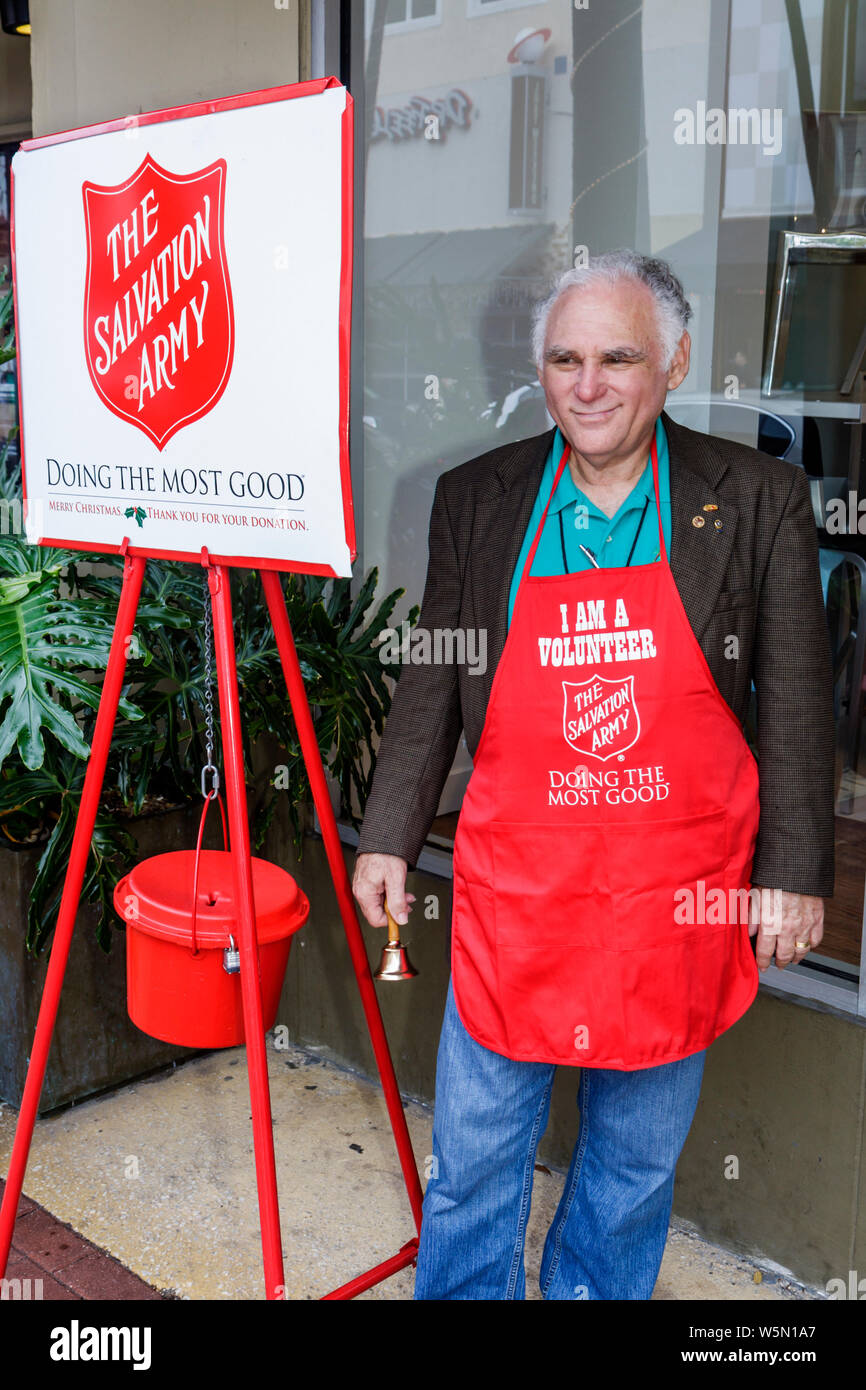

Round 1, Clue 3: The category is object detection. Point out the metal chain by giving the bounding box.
[201,574,220,797]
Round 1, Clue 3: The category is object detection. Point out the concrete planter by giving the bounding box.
[0,804,208,1115]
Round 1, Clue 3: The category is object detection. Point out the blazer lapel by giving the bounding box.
[466,429,553,679]
[663,409,739,640]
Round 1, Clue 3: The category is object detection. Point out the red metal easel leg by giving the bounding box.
[208,565,286,1301]
[321,1238,420,1300]
[0,553,147,1276]
[260,570,425,1248]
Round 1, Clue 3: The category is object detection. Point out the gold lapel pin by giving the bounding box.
[692,515,705,528]
[702,503,719,511]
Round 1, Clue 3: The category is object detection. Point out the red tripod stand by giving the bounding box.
[0,551,424,1299]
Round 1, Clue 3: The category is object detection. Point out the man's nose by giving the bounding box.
[573,363,605,400]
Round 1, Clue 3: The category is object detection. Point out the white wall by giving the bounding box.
[30,0,301,137]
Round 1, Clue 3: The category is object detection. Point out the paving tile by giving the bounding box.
[52,1253,164,1301]
[3,1253,80,1300]
[0,1178,36,1219]
[10,1206,95,1272]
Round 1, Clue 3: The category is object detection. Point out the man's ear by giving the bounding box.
[667,331,691,391]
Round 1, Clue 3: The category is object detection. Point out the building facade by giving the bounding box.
[0,0,864,1291]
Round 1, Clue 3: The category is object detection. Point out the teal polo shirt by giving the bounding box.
[508,416,672,627]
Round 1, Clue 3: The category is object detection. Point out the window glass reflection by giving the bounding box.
[360,0,865,972]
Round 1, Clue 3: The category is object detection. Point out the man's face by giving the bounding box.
[537,279,690,468]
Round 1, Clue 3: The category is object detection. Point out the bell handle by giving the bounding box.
[384,900,403,944]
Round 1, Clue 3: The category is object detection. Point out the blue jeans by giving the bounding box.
[414,978,706,1300]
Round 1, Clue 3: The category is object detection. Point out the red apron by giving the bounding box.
[451,432,760,1069]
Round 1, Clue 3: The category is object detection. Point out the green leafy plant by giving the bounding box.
[0,516,416,954]
[0,275,418,953]
[0,537,145,768]
[0,265,15,367]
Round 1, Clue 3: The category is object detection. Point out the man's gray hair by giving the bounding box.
[531,250,693,373]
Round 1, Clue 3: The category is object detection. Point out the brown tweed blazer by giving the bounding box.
[356,409,836,897]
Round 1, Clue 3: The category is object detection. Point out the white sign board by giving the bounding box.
[11,79,355,576]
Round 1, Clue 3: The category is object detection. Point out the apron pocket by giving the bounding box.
[602,807,730,947]
[489,821,612,949]
[489,821,625,1060]
[490,809,730,951]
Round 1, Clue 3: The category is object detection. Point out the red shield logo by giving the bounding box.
[562,675,640,761]
[83,154,234,450]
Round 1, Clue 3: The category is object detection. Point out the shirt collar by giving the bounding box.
[546,418,668,517]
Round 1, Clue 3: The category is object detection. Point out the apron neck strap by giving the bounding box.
[520,437,571,584]
[649,427,666,563]
[520,426,665,584]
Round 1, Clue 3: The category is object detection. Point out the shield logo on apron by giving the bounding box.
[562,674,640,761]
[82,153,234,450]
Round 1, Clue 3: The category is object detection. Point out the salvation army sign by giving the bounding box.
[562,675,640,761]
[11,79,355,576]
[82,155,233,450]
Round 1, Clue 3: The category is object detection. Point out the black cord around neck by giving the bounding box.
[624,497,650,568]
[559,495,651,570]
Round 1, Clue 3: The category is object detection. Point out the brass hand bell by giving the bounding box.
[373,900,418,981]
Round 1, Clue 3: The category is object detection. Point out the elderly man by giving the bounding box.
[352,250,835,1300]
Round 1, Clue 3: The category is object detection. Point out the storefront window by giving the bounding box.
[353,0,866,1014]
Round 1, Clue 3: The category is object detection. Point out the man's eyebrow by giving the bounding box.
[544,344,649,361]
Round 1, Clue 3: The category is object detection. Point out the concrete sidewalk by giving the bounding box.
[0,1178,165,1300]
[0,1040,824,1301]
